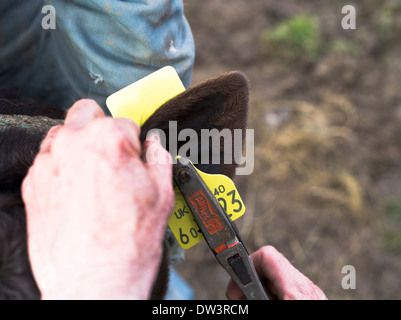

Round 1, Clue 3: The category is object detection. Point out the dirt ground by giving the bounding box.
[175,0,401,300]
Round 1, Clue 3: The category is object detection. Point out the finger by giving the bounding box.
[251,246,288,284]
[250,245,293,298]
[250,246,326,300]
[225,246,285,300]
[141,130,166,160]
[226,279,246,300]
[21,169,36,216]
[143,133,174,212]
[71,116,142,163]
[113,118,142,156]
[21,152,55,222]
[39,125,63,154]
[142,132,172,165]
[226,247,282,300]
[64,99,105,130]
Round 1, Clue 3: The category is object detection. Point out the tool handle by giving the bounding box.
[173,158,272,300]
[216,242,270,300]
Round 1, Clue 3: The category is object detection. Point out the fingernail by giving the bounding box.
[147,131,160,142]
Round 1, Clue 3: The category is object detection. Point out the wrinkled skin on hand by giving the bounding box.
[22,99,174,299]
[226,245,327,300]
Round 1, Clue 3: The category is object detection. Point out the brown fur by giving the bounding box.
[141,71,249,178]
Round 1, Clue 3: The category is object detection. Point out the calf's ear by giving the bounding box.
[140,71,249,178]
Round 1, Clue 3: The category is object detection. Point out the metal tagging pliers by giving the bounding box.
[173,157,270,300]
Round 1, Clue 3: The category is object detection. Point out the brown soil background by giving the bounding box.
[175,0,401,300]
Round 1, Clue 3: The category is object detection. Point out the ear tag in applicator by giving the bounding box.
[106,67,246,249]
[170,158,246,249]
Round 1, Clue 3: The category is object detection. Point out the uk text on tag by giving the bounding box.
[168,161,246,249]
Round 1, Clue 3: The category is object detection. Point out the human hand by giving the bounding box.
[226,246,327,300]
[22,99,174,300]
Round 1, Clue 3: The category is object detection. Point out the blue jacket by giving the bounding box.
[0,0,195,113]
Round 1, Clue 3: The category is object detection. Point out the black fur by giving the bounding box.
[0,193,40,299]
[0,92,65,299]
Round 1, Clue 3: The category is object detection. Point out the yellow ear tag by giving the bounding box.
[106,66,185,126]
[169,158,246,249]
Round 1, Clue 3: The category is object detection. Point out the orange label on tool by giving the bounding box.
[169,158,246,250]
[189,190,223,235]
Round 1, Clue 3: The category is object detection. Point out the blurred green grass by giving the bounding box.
[260,15,321,63]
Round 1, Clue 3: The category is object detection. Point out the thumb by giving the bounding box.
[64,99,105,130]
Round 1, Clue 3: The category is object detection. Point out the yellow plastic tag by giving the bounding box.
[168,159,246,249]
[106,66,185,126]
